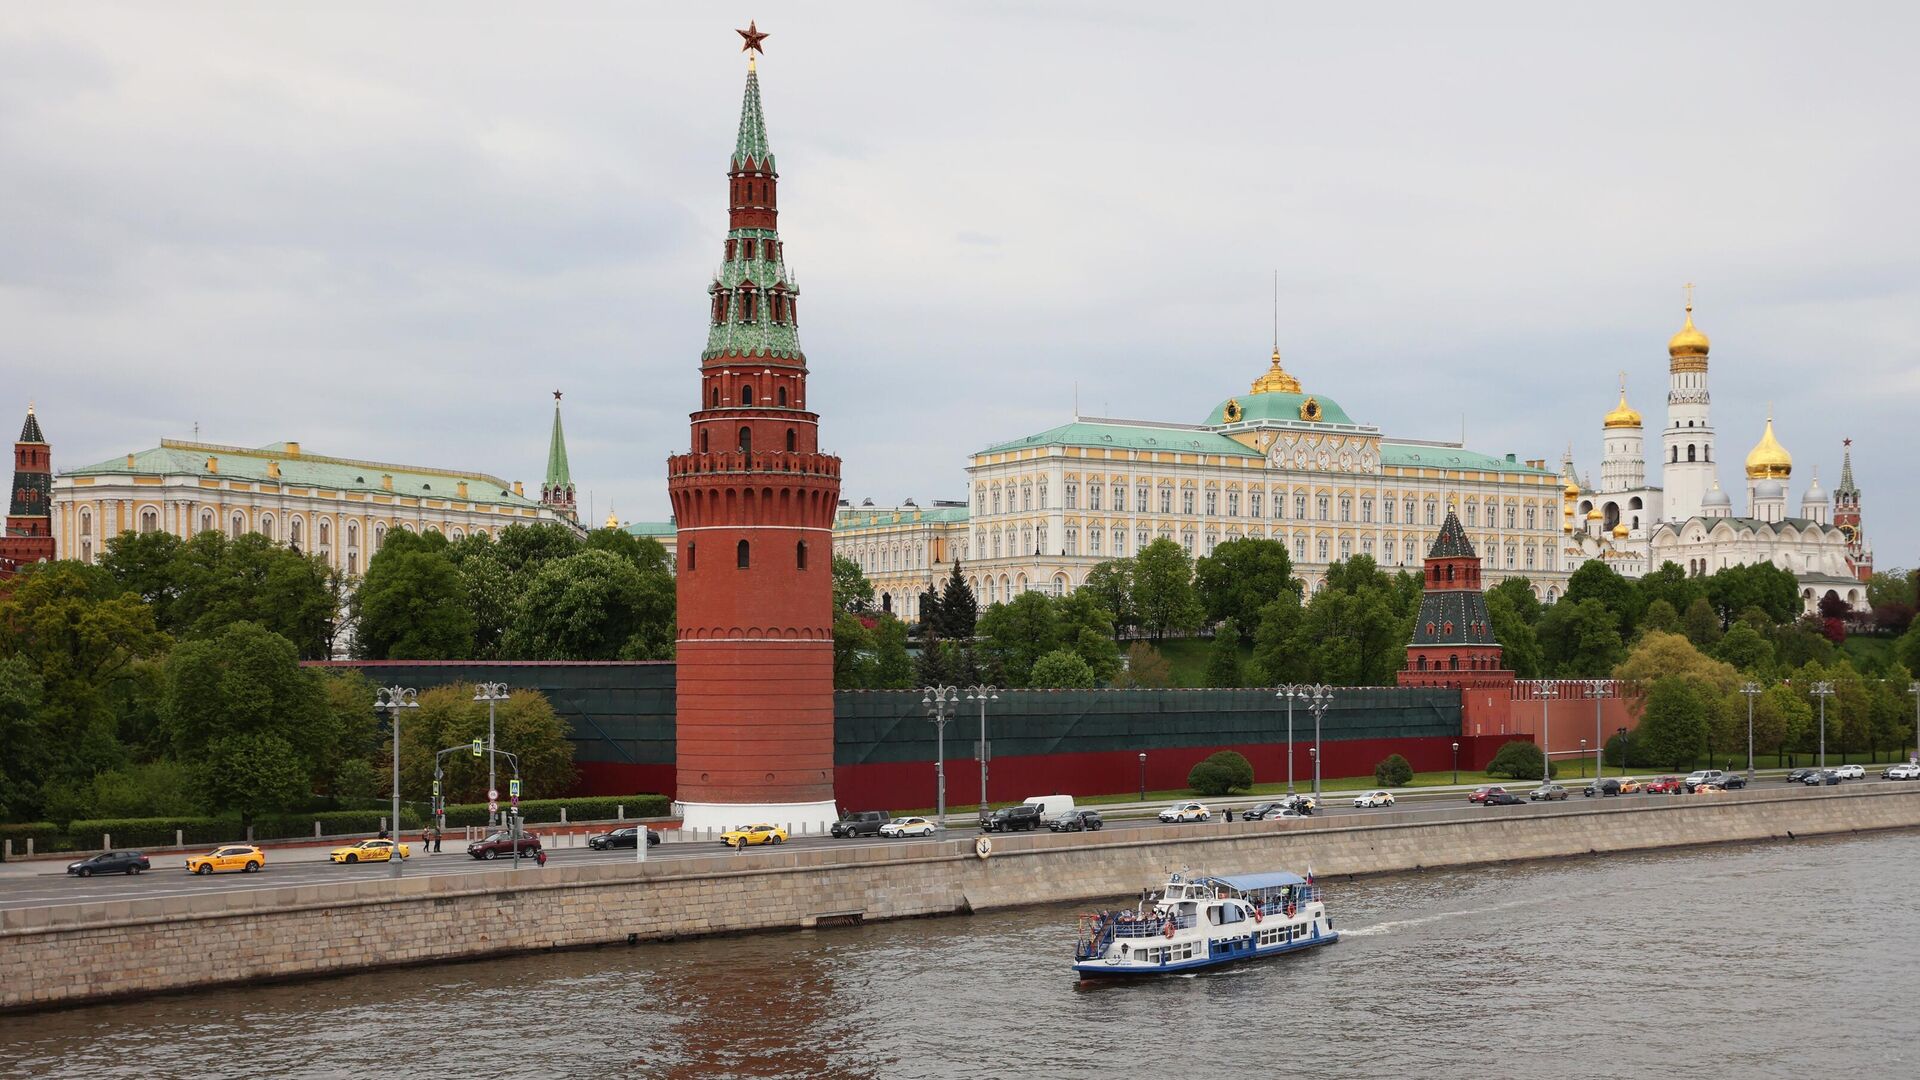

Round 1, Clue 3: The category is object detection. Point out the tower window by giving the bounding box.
[711,388,720,406]
[737,539,750,568]
[1687,444,1697,462]
[700,430,709,453]
[796,540,808,569]
[739,427,752,454]
[688,543,696,571]
[786,428,796,452]
[741,385,754,406]
[778,386,788,406]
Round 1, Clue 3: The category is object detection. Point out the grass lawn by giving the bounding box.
[1146,637,1254,688]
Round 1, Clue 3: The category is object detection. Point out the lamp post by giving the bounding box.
[1810,681,1835,770]
[922,686,958,828]
[1301,685,1333,799]
[1308,746,1318,795]
[1617,727,1628,777]
[474,682,509,829]
[1739,682,1762,785]
[1586,680,1611,784]
[1276,684,1307,794]
[1451,740,1460,785]
[965,685,997,813]
[1908,682,1919,766]
[1138,752,1147,802]
[1531,682,1555,785]
[1580,738,1588,779]
[373,686,418,879]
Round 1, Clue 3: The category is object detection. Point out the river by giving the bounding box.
[4,830,1918,1079]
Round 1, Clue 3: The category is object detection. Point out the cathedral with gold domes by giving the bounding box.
[1563,297,1873,613]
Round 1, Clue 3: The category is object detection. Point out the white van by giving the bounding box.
[1022,795,1077,823]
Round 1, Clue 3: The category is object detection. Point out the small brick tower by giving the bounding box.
[1,403,54,578]
[540,390,578,522]
[665,39,842,831]
[1398,509,1513,691]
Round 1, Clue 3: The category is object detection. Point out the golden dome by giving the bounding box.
[1744,413,1792,480]
[1603,375,1642,429]
[605,508,621,529]
[1611,522,1630,538]
[1668,304,1710,363]
[1562,480,1580,497]
[1250,348,1302,395]
[1586,508,1603,520]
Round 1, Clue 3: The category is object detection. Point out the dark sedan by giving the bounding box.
[1785,768,1820,783]
[66,851,150,877]
[1582,778,1622,798]
[1720,773,1748,790]
[587,826,661,850]
[1801,770,1842,786]
[1242,802,1290,820]
[1049,810,1104,833]
[1483,790,1526,806]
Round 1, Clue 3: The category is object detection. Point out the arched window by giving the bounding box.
[139,509,157,534]
[711,388,720,407]
[778,386,788,406]
[736,539,750,568]
[796,540,808,569]
[373,523,386,552]
[786,428,796,452]
[80,509,92,537]
[200,509,213,533]
[318,519,330,546]
[1687,444,1697,462]
[290,518,303,547]
[231,512,245,539]
[739,427,752,454]
[1450,654,1459,670]
[741,385,754,406]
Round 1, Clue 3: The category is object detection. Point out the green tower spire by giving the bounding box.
[541,390,576,518]
[732,63,774,171]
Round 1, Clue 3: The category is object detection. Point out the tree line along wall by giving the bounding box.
[311,663,1483,810]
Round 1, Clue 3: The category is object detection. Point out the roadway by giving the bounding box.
[0,774,1892,913]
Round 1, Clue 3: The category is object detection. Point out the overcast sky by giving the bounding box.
[4,3,1914,562]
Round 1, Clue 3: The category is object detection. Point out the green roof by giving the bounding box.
[1205,390,1358,428]
[980,420,1261,458]
[834,505,970,531]
[64,440,544,510]
[1380,443,1554,475]
[732,67,773,171]
[544,401,572,490]
[622,521,678,538]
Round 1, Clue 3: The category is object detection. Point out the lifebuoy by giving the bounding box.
[974,836,993,859]
[1163,920,1176,939]
[1252,907,1262,924]
[1285,902,1296,918]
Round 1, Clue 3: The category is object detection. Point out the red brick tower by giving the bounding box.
[1832,439,1871,580]
[1,404,54,579]
[1398,509,1514,690]
[666,41,842,831]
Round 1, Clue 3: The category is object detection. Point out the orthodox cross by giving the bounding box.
[1683,281,1695,309]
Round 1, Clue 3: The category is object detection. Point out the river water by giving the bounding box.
[5,830,1918,1079]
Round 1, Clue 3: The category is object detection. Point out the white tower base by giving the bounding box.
[676,799,840,837]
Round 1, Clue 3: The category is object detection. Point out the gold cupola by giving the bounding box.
[1250,348,1301,395]
[1668,300,1710,372]
[1602,374,1642,428]
[1745,411,1792,480]
[605,507,621,529]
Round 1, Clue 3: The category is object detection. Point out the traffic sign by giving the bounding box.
[432,780,441,796]
[488,800,498,812]
[509,780,521,797]
[471,739,483,757]
[487,788,498,801]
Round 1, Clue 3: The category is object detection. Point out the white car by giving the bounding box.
[879,816,936,838]
[1158,801,1211,823]
[1353,790,1396,808]
[1833,764,1865,780]
[1882,763,1920,780]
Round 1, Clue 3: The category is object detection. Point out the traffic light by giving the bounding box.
[471,739,483,758]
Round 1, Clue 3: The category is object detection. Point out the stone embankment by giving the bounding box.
[5,785,1915,1013]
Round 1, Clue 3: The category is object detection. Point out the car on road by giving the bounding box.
[1280,794,1318,814]
[720,824,788,847]
[1243,801,1291,820]
[1582,779,1622,798]
[330,839,409,864]
[1483,790,1526,806]
[1352,791,1396,808]
[1616,777,1642,794]
[186,845,265,875]
[1882,763,1920,780]
[979,804,1043,832]
[830,810,892,838]
[1719,773,1748,790]
[1644,776,1685,794]
[1682,770,1726,793]
[467,832,542,860]
[1529,783,1569,801]
[1468,786,1506,804]
[1158,801,1212,823]
[1050,810,1104,832]
[586,826,660,850]
[879,816,936,838]
[1801,770,1842,787]
[1785,767,1820,783]
[67,851,150,877]
[1833,764,1865,780]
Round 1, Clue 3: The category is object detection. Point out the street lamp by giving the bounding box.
[922,686,958,828]
[1138,752,1147,802]
[1308,745,1318,794]
[1580,738,1588,779]
[474,682,510,829]
[965,685,997,813]
[1810,681,1835,770]
[1739,682,1762,785]
[1531,682,1555,785]
[373,686,419,880]
[1451,741,1460,785]
[1617,726,1628,777]
[1276,684,1309,794]
[1585,680,1611,784]
[1908,682,1919,766]
[1300,685,1333,799]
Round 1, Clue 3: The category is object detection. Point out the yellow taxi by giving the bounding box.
[719,824,788,847]
[329,838,410,864]
[186,845,265,875]
[1617,777,1642,794]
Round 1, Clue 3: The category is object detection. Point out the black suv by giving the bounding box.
[979,804,1043,832]
[830,810,891,838]
[1049,810,1103,833]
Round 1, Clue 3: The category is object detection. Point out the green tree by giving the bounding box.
[832,556,874,614]
[1296,561,1407,685]
[1081,559,1137,635]
[1682,596,1724,650]
[833,611,876,689]
[976,592,1060,687]
[351,531,475,659]
[1713,622,1776,674]
[1638,598,1680,635]
[1896,622,1920,680]
[936,562,979,639]
[868,615,915,689]
[397,683,576,805]
[1055,590,1122,684]
[1539,598,1626,676]
[0,655,47,819]
[200,733,310,822]
[1485,590,1544,679]
[1705,562,1800,626]
[1485,740,1553,780]
[1194,538,1298,644]
[85,760,204,819]
[1248,595,1308,684]
[1373,753,1413,787]
[1203,620,1244,687]
[490,521,582,576]
[1132,538,1202,641]
[1613,630,1741,697]
[1116,641,1173,688]
[156,531,338,658]
[1030,649,1096,688]
[99,529,186,629]
[1635,561,1705,623]
[1564,561,1642,637]
[450,545,516,659]
[1752,683,1810,763]
[1486,577,1544,626]
[585,528,672,575]
[161,621,337,776]
[1187,750,1254,796]
[501,549,674,660]
[1635,675,1712,770]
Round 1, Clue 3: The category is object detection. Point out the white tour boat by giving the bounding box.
[1073,870,1337,978]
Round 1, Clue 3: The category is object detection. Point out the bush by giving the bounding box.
[1187,751,1254,797]
[249,809,424,840]
[1373,754,1413,787]
[66,817,230,849]
[1485,740,1556,780]
[0,822,66,858]
[440,794,669,828]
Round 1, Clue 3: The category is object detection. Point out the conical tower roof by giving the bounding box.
[545,392,572,490]
[1835,440,1859,498]
[19,403,43,444]
[732,63,774,171]
[1427,508,1478,559]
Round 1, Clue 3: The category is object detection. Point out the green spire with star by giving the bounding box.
[732,64,774,172]
[544,392,571,493]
